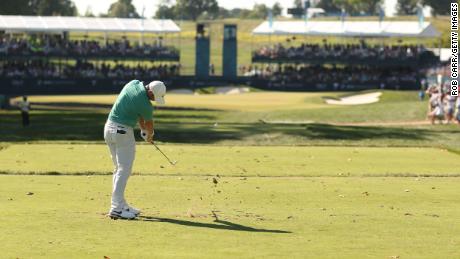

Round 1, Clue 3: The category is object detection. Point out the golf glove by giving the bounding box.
[140,130,147,141]
[140,129,154,142]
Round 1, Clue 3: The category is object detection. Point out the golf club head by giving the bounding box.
[151,142,177,166]
[169,160,178,165]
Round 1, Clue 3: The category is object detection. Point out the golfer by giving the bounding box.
[104,80,166,219]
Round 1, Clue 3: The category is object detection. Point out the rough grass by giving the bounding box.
[3,91,460,148]
[1,175,460,258]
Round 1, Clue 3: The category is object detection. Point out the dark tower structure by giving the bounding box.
[222,24,237,79]
[195,23,210,79]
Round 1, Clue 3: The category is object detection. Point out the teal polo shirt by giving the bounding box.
[108,80,153,127]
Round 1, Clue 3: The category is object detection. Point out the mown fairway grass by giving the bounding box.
[1,90,460,258]
[1,144,460,177]
[0,15,453,258]
[1,175,460,258]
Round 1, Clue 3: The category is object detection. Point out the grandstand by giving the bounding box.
[0,15,181,94]
[249,20,441,91]
[0,16,445,95]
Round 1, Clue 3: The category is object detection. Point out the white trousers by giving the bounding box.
[104,120,135,211]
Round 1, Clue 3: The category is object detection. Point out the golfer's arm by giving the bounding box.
[139,118,154,141]
[139,117,146,130]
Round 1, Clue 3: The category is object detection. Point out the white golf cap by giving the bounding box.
[147,81,166,105]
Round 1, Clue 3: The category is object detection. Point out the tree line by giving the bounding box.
[155,0,282,20]
[0,0,451,19]
[305,0,450,16]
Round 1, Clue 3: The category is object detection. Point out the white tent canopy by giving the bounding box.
[0,15,180,33]
[252,21,440,38]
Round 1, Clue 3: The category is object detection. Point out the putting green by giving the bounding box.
[1,144,459,176]
[1,175,459,258]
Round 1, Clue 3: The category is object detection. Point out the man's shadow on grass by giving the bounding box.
[136,216,291,234]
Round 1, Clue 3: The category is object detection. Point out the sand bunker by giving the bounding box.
[215,87,250,95]
[167,89,195,95]
[325,92,382,105]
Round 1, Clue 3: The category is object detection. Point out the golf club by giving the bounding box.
[151,141,177,166]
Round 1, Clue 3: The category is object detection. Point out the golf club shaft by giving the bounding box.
[151,142,175,165]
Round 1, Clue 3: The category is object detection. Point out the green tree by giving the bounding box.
[0,0,77,16]
[333,0,381,15]
[32,0,78,16]
[154,5,176,19]
[317,0,341,13]
[155,0,177,19]
[272,2,282,17]
[231,8,252,19]
[290,0,304,18]
[175,0,219,21]
[84,6,95,17]
[107,0,139,18]
[248,3,269,19]
[365,0,381,15]
[423,0,450,15]
[0,0,35,15]
[217,7,230,19]
[397,0,418,14]
[294,0,303,8]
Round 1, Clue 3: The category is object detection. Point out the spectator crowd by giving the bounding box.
[253,43,436,63]
[248,64,418,89]
[426,81,460,125]
[0,36,179,59]
[0,60,180,79]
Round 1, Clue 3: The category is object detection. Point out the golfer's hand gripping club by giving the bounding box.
[139,118,154,143]
[140,129,154,142]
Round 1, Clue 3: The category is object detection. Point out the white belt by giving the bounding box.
[106,120,131,128]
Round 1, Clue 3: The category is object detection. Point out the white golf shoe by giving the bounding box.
[124,205,141,216]
[109,209,136,220]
